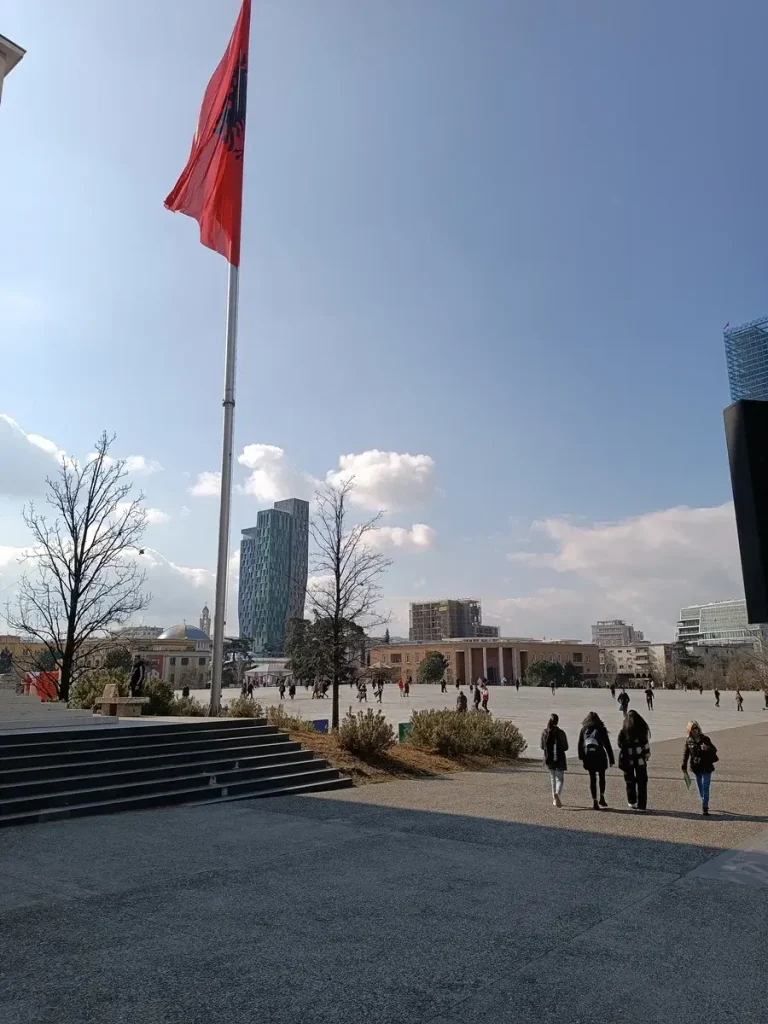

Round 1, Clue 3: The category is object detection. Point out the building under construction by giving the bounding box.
[409,599,499,642]
[724,316,768,401]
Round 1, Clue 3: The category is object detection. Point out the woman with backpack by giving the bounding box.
[617,710,651,811]
[541,713,569,808]
[578,711,615,810]
[682,720,718,816]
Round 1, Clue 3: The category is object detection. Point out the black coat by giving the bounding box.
[578,724,615,772]
[541,726,569,771]
[682,734,718,775]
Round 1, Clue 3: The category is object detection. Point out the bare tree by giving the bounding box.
[307,480,392,729]
[6,432,150,701]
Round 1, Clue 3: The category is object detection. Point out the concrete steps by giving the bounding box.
[0,690,107,731]
[0,718,351,827]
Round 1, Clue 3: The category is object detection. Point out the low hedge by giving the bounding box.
[222,695,264,718]
[169,695,207,717]
[338,708,395,757]
[407,709,527,759]
[266,704,317,733]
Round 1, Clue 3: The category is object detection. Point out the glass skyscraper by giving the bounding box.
[238,498,309,654]
[724,316,768,401]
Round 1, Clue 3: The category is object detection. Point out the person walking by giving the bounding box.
[541,713,568,808]
[736,689,744,712]
[481,683,490,713]
[698,683,704,696]
[398,677,404,698]
[440,678,447,693]
[714,688,720,708]
[129,656,146,698]
[617,710,651,811]
[455,677,460,690]
[288,681,296,700]
[456,689,468,712]
[357,682,367,703]
[247,680,254,697]
[578,711,615,810]
[645,686,654,711]
[515,677,521,691]
[501,676,508,687]
[375,682,383,703]
[682,720,718,816]
[403,678,411,697]
[618,689,630,716]
[550,679,557,696]
[241,681,248,698]
[610,683,616,700]
[278,679,286,700]
[473,683,482,711]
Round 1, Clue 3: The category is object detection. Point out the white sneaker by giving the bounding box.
[553,795,562,808]
[628,803,637,809]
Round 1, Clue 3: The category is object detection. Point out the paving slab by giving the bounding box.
[195,682,768,752]
[0,721,766,1023]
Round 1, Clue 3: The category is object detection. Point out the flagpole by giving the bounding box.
[210,262,239,715]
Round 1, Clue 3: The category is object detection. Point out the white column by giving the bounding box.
[499,647,505,681]
[482,646,488,680]
[465,649,472,684]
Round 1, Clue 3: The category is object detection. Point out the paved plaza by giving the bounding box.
[1,718,767,1023]
[202,682,768,751]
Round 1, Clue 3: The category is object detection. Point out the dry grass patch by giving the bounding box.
[288,730,522,786]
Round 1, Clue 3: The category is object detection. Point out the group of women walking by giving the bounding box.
[541,712,718,815]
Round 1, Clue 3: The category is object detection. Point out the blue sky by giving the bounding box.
[1,0,766,639]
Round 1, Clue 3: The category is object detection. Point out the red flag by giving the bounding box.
[165,0,251,266]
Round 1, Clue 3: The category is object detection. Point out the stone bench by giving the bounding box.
[93,683,149,718]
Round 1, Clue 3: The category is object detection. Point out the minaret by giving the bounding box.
[200,603,211,636]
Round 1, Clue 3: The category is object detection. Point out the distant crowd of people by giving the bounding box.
[541,710,719,816]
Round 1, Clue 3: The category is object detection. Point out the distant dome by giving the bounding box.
[158,624,210,641]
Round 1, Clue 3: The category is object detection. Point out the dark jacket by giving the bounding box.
[682,734,718,775]
[578,723,614,772]
[617,728,651,771]
[541,726,569,771]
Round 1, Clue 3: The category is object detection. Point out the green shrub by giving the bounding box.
[337,708,395,757]
[169,695,207,717]
[142,676,175,716]
[407,709,527,759]
[222,695,264,718]
[266,703,317,733]
[68,670,128,710]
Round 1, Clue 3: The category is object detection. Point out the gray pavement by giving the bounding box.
[1,720,767,1022]
[201,682,768,752]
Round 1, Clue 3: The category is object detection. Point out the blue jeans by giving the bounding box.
[694,772,712,808]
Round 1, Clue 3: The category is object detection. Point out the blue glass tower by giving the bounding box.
[238,498,309,654]
[724,316,768,401]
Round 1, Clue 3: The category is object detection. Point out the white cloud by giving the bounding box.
[325,450,435,510]
[366,523,436,551]
[0,288,45,328]
[124,455,162,475]
[502,502,743,640]
[237,444,316,503]
[0,414,64,497]
[180,506,191,518]
[145,508,171,525]
[87,452,162,475]
[189,471,221,497]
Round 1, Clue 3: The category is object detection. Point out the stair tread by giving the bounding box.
[0,745,306,782]
[0,759,334,808]
[0,754,321,795]
[0,771,352,826]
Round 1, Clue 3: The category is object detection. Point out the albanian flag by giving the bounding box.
[165,0,251,266]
